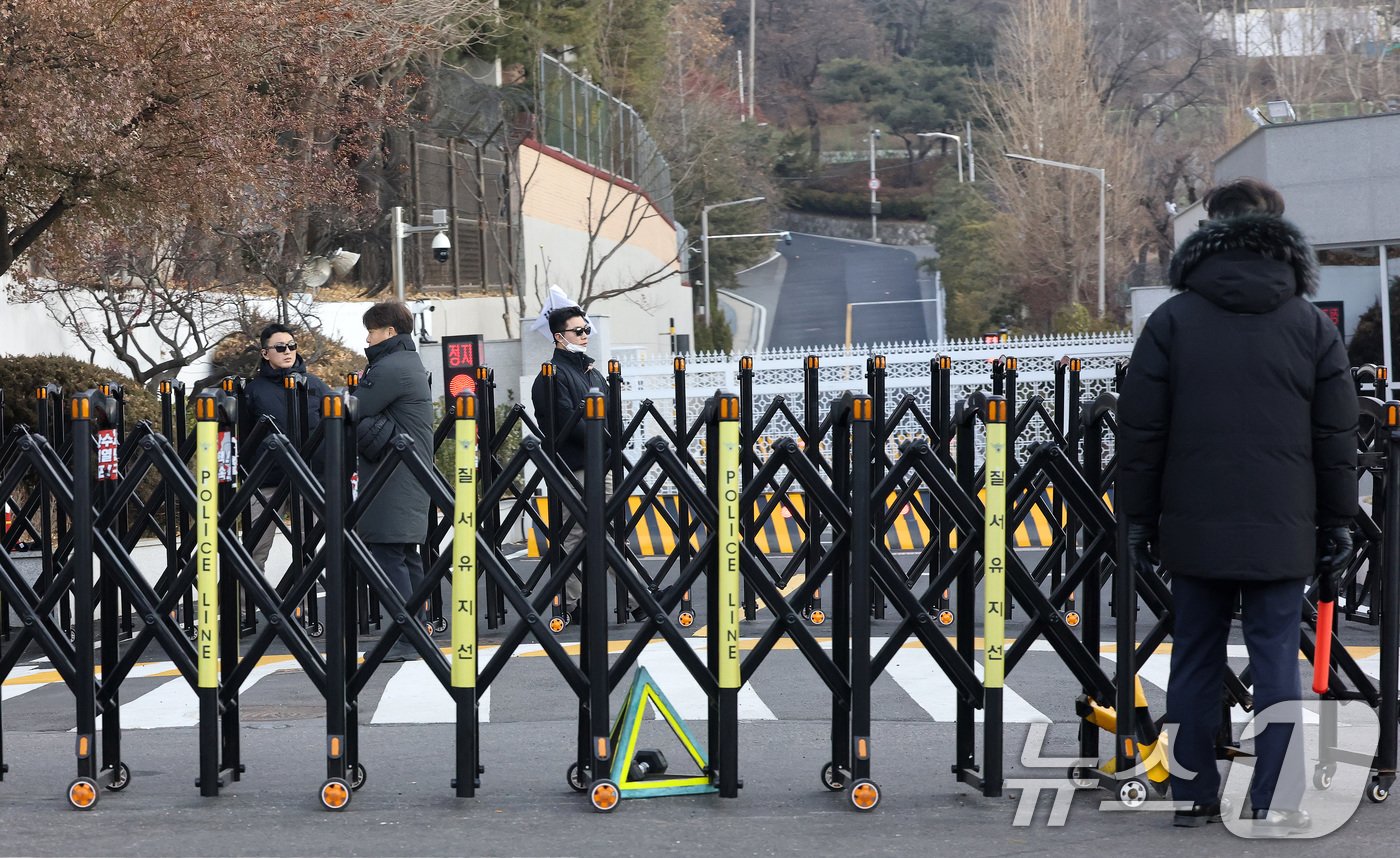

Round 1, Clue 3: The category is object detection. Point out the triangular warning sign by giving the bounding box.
[607,667,718,798]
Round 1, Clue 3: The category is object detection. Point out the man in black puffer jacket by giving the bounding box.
[243,323,333,575]
[1118,178,1357,833]
[530,306,634,618]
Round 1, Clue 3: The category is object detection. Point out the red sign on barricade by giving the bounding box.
[96,429,120,481]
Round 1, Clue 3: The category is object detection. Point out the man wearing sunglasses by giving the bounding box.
[243,323,333,576]
[531,306,637,620]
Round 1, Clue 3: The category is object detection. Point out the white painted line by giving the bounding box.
[112,660,288,730]
[371,659,490,724]
[884,648,1050,723]
[636,642,775,721]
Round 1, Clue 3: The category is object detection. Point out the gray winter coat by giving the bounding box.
[354,334,435,544]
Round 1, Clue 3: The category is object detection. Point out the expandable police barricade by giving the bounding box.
[3,347,1398,814]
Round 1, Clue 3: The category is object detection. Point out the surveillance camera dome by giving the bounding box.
[432,230,450,263]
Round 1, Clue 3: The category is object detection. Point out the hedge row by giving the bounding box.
[785,187,936,221]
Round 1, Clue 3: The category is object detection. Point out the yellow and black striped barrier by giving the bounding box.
[523,487,1107,557]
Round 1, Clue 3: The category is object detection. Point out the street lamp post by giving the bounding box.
[1004,153,1106,317]
[700,196,765,321]
[390,206,452,303]
[868,129,881,241]
[917,132,963,182]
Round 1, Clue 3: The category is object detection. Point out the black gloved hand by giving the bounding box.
[1315,525,1353,600]
[1126,522,1159,576]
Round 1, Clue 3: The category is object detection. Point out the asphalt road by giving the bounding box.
[765,234,936,349]
[2,556,1395,855]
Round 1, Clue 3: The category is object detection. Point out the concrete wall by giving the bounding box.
[1213,112,1400,248]
[517,141,689,360]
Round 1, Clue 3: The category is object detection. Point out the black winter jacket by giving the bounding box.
[355,334,435,544]
[1117,214,1358,582]
[531,348,606,472]
[243,358,333,488]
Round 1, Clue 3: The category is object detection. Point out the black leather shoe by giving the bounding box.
[1173,797,1230,828]
[1249,808,1312,837]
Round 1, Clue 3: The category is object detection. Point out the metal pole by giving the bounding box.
[1097,170,1106,317]
[748,0,756,121]
[391,206,406,303]
[869,131,879,241]
[966,121,975,183]
[701,207,710,323]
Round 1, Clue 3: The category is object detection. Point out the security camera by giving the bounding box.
[432,230,451,263]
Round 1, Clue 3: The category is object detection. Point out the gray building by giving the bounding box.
[1163,111,1400,368]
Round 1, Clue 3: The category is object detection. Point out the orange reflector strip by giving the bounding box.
[457,395,475,418]
[938,356,951,370]
[78,736,90,757]
[674,357,686,372]
[330,736,341,758]
[541,363,554,377]
[1388,404,1399,427]
[806,356,819,369]
[856,738,869,759]
[596,737,609,760]
[586,395,604,419]
[608,360,620,374]
[1071,359,1082,372]
[740,356,753,370]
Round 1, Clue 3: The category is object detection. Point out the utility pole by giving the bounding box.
[868,129,881,241]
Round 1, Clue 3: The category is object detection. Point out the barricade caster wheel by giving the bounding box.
[1367,781,1389,803]
[566,762,588,793]
[350,763,368,791]
[809,609,826,625]
[849,779,880,811]
[1063,611,1081,628]
[1067,765,1096,790]
[1117,778,1149,808]
[678,610,695,628]
[106,761,132,791]
[67,777,99,810]
[549,615,569,634]
[319,778,352,811]
[589,779,620,812]
[308,622,324,638]
[820,761,846,791]
[937,610,955,626]
[1313,766,1335,790]
[432,618,448,633]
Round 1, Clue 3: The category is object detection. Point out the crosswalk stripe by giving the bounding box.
[635,642,775,721]
[885,648,1051,723]
[113,660,291,730]
[371,659,492,724]
[1,665,47,701]
[1100,649,1319,725]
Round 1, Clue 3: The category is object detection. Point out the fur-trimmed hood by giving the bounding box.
[1169,214,1319,306]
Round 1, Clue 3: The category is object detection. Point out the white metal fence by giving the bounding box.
[611,332,1137,475]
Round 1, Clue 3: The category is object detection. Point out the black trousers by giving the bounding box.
[1166,574,1306,811]
[366,542,426,624]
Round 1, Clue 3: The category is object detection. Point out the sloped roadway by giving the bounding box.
[765,233,936,349]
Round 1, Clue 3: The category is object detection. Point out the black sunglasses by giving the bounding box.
[264,342,297,353]
[559,325,592,336]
